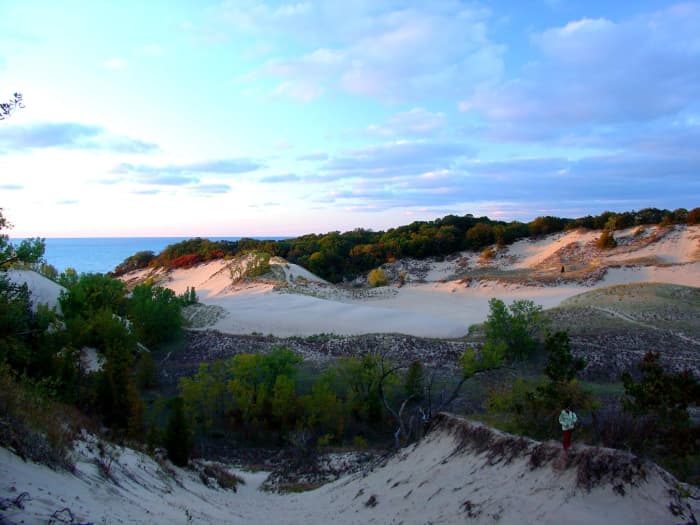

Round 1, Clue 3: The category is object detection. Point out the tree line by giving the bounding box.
[114,206,700,282]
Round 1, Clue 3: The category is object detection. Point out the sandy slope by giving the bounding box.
[6,269,64,312]
[119,225,700,338]
[1,415,696,524]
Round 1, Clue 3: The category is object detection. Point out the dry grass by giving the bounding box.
[0,365,92,471]
[194,461,245,491]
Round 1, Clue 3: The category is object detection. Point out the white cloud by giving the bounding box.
[459,4,700,137]
[103,58,127,70]
[224,2,504,102]
[365,108,446,137]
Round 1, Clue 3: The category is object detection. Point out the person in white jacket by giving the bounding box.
[558,407,577,451]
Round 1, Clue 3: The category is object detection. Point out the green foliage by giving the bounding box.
[0,224,45,267]
[485,331,592,439]
[543,331,586,384]
[486,378,593,439]
[95,339,136,430]
[177,286,198,306]
[483,298,548,361]
[128,284,183,347]
[460,343,504,378]
[404,361,424,401]
[180,360,230,432]
[336,354,390,424]
[301,378,346,441]
[135,351,158,389]
[622,352,700,456]
[180,348,303,440]
[165,397,193,467]
[367,268,388,287]
[465,223,495,249]
[59,273,128,320]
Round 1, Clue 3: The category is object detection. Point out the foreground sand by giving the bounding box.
[1,414,696,524]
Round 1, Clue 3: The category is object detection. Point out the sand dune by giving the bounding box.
[1,414,696,524]
[121,225,700,338]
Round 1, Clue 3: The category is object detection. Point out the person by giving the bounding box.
[559,407,577,451]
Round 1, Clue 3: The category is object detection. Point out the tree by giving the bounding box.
[379,344,504,448]
[543,331,585,384]
[0,209,45,268]
[0,92,24,120]
[165,397,193,467]
[484,298,549,361]
[485,332,591,439]
[59,273,128,320]
[128,284,183,347]
[622,352,700,456]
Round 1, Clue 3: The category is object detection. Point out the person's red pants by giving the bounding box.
[563,429,572,450]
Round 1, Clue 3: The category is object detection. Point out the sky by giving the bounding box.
[0,0,698,237]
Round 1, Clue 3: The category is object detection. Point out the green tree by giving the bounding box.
[0,208,45,269]
[484,298,548,361]
[59,273,128,320]
[622,352,700,456]
[128,284,183,347]
[404,361,424,401]
[543,331,585,384]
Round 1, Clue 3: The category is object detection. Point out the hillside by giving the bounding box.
[120,224,700,339]
[1,413,696,524]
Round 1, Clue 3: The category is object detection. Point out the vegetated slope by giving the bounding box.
[1,414,697,524]
[548,283,700,380]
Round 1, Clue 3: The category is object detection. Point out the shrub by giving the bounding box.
[688,207,700,225]
[596,230,617,249]
[367,268,388,287]
[0,364,87,470]
[169,254,202,269]
[480,247,496,260]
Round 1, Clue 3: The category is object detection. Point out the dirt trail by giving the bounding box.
[593,306,700,346]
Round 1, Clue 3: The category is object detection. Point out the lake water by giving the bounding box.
[14,237,283,274]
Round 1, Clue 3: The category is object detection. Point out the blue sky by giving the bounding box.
[0,0,698,237]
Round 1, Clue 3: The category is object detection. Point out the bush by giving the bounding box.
[0,364,87,470]
[367,268,388,287]
[596,230,617,249]
[480,247,496,260]
[688,207,700,225]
